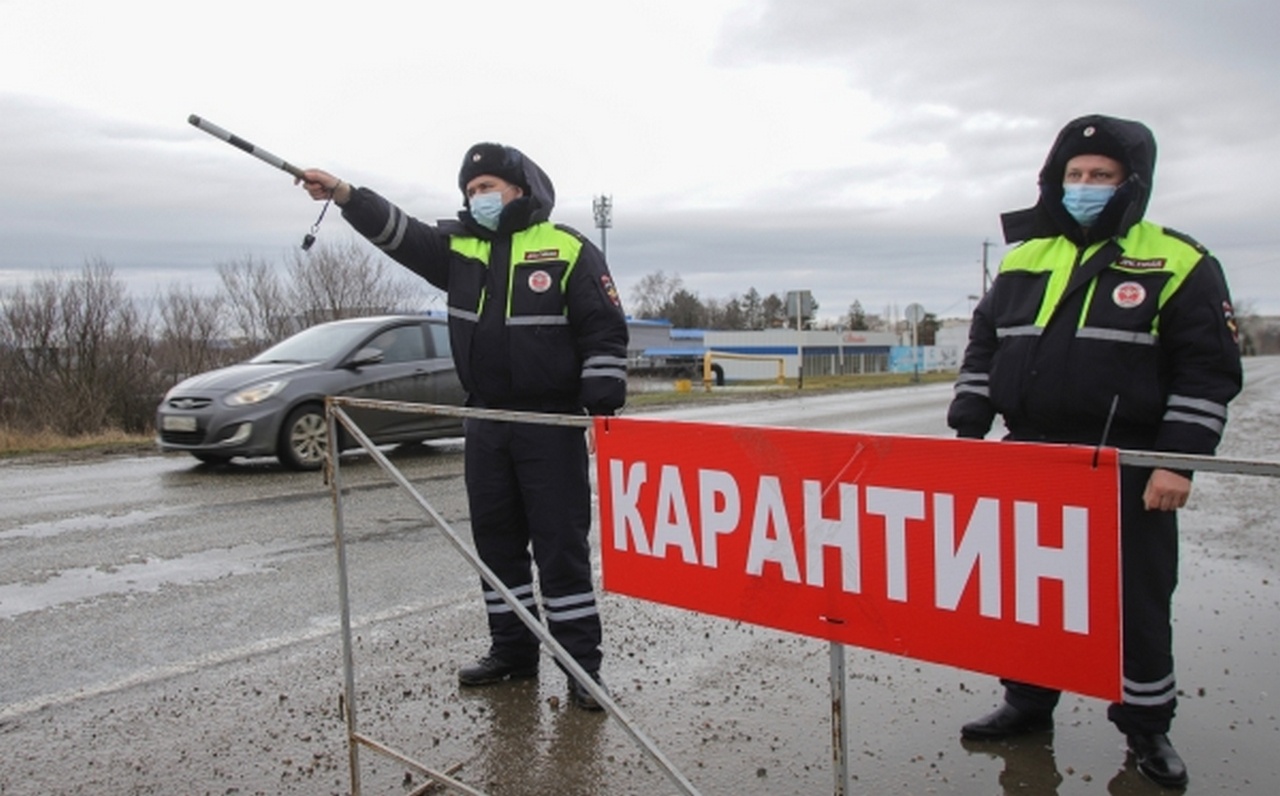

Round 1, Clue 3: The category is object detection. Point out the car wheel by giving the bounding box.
[278,404,327,471]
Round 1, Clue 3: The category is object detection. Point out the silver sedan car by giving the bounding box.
[156,315,465,470]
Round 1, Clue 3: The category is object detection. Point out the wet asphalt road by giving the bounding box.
[1,361,1277,795]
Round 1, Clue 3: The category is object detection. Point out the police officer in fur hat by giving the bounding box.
[300,143,628,711]
[949,114,1242,788]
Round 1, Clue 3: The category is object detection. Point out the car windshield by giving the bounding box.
[249,320,386,364]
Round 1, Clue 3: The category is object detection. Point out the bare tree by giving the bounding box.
[217,255,292,348]
[0,242,440,439]
[286,239,427,325]
[154,284,231,388]
[0,273,59,429]
[705,295,747,330]
[630,270,684,319]
[0,259,155,434]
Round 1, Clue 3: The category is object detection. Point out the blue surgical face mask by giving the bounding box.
[1061,183,1117,227]
[469,191,505,230]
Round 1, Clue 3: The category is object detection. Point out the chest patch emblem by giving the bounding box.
[524,248,560,261]
[1112,281,1147,309]
[528,270,553,293]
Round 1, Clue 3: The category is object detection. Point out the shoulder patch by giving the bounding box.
[1223,300,1240,345]
[601,274,621,308]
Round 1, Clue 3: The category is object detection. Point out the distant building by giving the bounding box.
[626,319,960,383]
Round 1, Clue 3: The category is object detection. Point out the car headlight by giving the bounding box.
[225,380,288,406]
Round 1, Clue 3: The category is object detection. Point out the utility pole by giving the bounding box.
[981,239,993,295]
[592,195,612,258]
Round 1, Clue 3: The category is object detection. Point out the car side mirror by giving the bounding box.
[347,347,385,368]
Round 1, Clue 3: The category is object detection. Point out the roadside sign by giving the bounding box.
[594,417,1122,701]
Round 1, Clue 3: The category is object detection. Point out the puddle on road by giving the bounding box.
[0,508,178,541]
[0,541,297,620]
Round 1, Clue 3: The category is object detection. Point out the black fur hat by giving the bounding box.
[1056,122,1127,168]
[458,142,528,194]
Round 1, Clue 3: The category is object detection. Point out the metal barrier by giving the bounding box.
[325,395,1280,796]
[324,397,701,796]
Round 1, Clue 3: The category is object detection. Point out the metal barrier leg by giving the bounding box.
[830,642,851,796]
[326,408,362,796]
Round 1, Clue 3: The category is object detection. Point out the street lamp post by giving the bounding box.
[592,195,612,258]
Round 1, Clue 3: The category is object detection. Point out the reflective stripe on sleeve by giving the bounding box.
[371,206,408,252]
[583,355,627,381]
[954,371,990,397]
[1167,394,1228,418]
[1162,410,1225,434]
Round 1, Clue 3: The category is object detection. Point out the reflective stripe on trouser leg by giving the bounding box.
[514,420,603,673]
[466,418,539,661]
[1107,465,1179,735]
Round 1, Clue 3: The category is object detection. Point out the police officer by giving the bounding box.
[299,143,628,710]
[948,114,1242,787]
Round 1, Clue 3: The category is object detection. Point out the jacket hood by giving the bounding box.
[1001,114,1157,245]
[457,143,556,236]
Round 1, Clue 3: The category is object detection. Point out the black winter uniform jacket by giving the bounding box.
[339,149,628,416]
[948,115,1242,456]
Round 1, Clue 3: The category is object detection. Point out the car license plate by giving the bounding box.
[162,415,198,432]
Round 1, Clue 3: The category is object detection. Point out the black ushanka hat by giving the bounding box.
[458,142,528,194]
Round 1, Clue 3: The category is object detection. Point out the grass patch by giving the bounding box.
[0,427,155,458]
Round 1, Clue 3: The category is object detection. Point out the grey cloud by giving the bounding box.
[720,0,1280,163]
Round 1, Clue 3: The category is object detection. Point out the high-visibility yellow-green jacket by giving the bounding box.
[949,115,1242,456]
[339,147,628,416]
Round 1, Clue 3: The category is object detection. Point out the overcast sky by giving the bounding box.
[2,0,1278,323]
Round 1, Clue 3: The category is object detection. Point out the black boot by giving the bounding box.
[567,671,608,711]
[457,654,539,686]
[961,703,1054,740]
[1127,733,1188,788]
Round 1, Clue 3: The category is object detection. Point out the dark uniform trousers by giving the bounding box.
[1002,465,1179,735]
[464,416,603,673]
